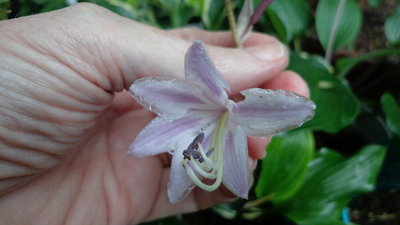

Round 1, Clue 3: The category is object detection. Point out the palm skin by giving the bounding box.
[0,3,309,225]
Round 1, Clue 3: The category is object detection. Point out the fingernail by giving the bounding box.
[246,41,287,61]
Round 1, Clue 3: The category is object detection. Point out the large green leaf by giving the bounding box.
[288,53,360,133]
[281,145,386,225]
[316,0,362,50]
[255,130,314,203]
[384,9,400,46]
[380,93,400,136]
[266,0,311,43]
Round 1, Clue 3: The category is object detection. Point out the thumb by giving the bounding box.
[7,3,288,94]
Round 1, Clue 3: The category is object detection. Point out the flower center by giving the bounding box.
[181,112,229,192]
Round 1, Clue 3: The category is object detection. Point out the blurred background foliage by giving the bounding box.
[1,0,400,224]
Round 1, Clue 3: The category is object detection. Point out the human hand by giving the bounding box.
[0,3,309,225]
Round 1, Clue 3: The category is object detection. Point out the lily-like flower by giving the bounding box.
[128,40,315,203]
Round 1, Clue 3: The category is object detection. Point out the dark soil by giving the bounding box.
[350,189,400,225]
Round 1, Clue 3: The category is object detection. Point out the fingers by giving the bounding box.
[112,23,288,94]
[169,27,278,47]
[2,3,289,98]
[11,3,287,95]
[261,70,310,98]
[248,136,270,159]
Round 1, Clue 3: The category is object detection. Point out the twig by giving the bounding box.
[225,0,241,48]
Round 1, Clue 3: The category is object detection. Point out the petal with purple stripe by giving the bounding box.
[185,40,230,104]
[167,120,217,203]
[232,88,316,136]
[237,0,254,43]
[222,124,250,198]
[168,147,196,203]
[129,117,200,157]
[130,77,219,118]
[129,110,221,156]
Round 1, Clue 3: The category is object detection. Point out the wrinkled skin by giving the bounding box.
[0,3,309,225]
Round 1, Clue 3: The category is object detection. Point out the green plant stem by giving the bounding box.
[243,194,274,209]
[294,38,302,53]
[225,0,241,48]
[337,48,399,79]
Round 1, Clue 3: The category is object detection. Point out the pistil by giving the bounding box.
[182,112,229,192]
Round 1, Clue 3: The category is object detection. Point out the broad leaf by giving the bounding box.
[384,9,400,46]
[255,130,314,202]
[266,0,311,43]
[316,0,362,50]
[281,145,386,225]
[288,53,360,133]
[380,93,400,136]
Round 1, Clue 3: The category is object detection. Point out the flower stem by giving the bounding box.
[243,194,274,208]
[225,0,241,48]
[294,37,302,53]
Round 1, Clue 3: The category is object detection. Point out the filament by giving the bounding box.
[182,112,229,192]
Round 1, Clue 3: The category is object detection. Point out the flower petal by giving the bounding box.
[128,111,219,156]
[167,147,195,203]
[185,40,230,104]
[232,88,316,136]
[222,124,249,198]
[237,0,254,44]
[167,120,217,203]
[130,77,219,118]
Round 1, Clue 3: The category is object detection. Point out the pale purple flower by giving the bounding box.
[128,40,315,203]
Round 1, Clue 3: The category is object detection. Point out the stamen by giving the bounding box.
[189,156,217,179]
[184,162,224,192]
[197,144,215,168]
[181,112,229,192]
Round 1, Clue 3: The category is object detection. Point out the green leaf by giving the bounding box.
[336,48,399,79]
[316,0,362,50]
[367,0,381,7]
[202,0,226,30]
[288,53,360,133]
[380,93,400,136]
[157,0,195,27]
[186,0,203,15]
[281,145,386,225]
[266,0,311,43]
[255,130,314,203]
[0,0,10,20]
[384,9,400,46]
